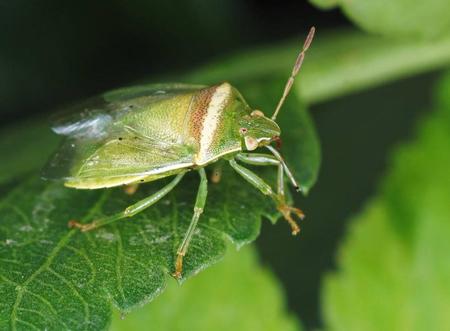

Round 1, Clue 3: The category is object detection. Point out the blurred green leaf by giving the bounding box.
[310,0,450,39]
[0,77,316,330]
[0,121,57,185]
[183,29,450,104]
[110,245,301,331]
[322,72,450,331]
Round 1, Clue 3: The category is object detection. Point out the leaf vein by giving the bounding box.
[16,318,40,331]
[9,190,109,331]
[47,267,90,330]
[113,227,126,302]
[0,274,19,286]
[66,245,96,285]
[23,288,58,316]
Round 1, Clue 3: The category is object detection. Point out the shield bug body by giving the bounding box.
[43,28,315,278]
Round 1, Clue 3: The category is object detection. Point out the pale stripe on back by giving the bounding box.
[196,83,232,164]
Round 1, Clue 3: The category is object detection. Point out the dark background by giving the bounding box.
[1,0,346,123]
[1,0,439,328]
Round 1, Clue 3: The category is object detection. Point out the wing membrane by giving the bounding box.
[49,83,204,139]
[42,83,203,186]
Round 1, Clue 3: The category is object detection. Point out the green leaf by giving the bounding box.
[322,72,450,331]
[309,0,450,39]
[0,77,317,330]
[110,245,302,331]
[0,121,57,185]
[183,29,450,104]
[0,170,273,330]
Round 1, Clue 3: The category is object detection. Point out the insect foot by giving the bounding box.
[277,204,305,235]
[210,168,222,184]
[68,220,98,232]
[123,183,139,195]
[173,252,185,279]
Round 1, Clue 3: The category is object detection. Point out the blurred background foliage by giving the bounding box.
[111,246,302,331]
[1,0,450,330]
[311,0,450,38]
[322,72,450,331]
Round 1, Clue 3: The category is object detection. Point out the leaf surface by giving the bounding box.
[322,72,450,331]
[110,245,302,331]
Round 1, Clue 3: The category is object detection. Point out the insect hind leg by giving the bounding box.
[210,161,223,184]
[68,173,185,231]
[124,183,139,195]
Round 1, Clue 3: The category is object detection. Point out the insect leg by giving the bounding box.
[210,161,223,184]
[124,183,139,195]
[229,158,303,235]
[174,168,208,279]
[235,153,283,195]
[68,172,185,231]
[235,153,279,166]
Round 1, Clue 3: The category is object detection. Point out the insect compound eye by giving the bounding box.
[239,127,248,135]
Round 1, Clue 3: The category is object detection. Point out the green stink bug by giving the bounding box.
[42,27,315,278]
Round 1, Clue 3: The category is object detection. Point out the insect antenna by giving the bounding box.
[271,26,315,121]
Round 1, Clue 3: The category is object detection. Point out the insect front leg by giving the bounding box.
[235,153,284,196]
[229,158,304,235]
[69,172,185,231]
[174,168,208,279]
